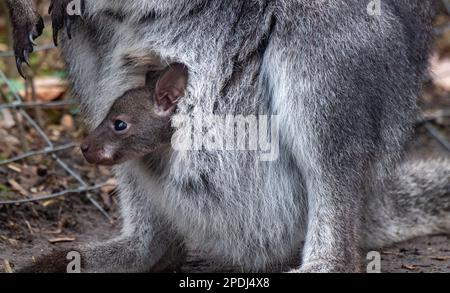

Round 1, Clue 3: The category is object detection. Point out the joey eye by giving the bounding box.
[114,120,128,132]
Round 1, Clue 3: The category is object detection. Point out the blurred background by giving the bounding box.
[0,1,449,273]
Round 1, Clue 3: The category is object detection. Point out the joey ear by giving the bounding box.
[152,63,188,116]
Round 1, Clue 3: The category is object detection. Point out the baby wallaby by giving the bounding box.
[81,63,188,165]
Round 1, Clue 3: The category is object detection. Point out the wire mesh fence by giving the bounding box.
[0,4,449,219]
[0,44,112,221]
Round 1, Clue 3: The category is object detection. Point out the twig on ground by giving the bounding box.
[0,183,106,205]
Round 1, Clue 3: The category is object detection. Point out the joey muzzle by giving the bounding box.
[81,136,117,166]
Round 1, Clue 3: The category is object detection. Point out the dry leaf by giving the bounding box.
[24,220,34,236]
[7,164,22,173]
[401,264,418,271]
[48,237,76,244]
[3,260,13,273]
[61,114,74,130]
[42,199,59,207]
[0,109,16,129]
[431,56,450,91]
[100,178,118,194]
[19,77,68,102]
[2,133,20,147]
[8,179,28,196]
[431,256,450,261]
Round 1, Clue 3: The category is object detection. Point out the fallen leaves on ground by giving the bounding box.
[48,236,76,244]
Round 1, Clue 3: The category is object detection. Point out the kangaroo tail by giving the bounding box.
[362,158,450,249]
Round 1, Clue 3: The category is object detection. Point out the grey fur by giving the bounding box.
[18,0,450,273]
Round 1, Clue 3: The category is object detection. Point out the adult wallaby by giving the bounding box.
[18,0,449,273]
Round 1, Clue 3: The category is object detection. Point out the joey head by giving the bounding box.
[81,63,188,165]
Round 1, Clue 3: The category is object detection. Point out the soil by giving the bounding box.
[0,196,120,273]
